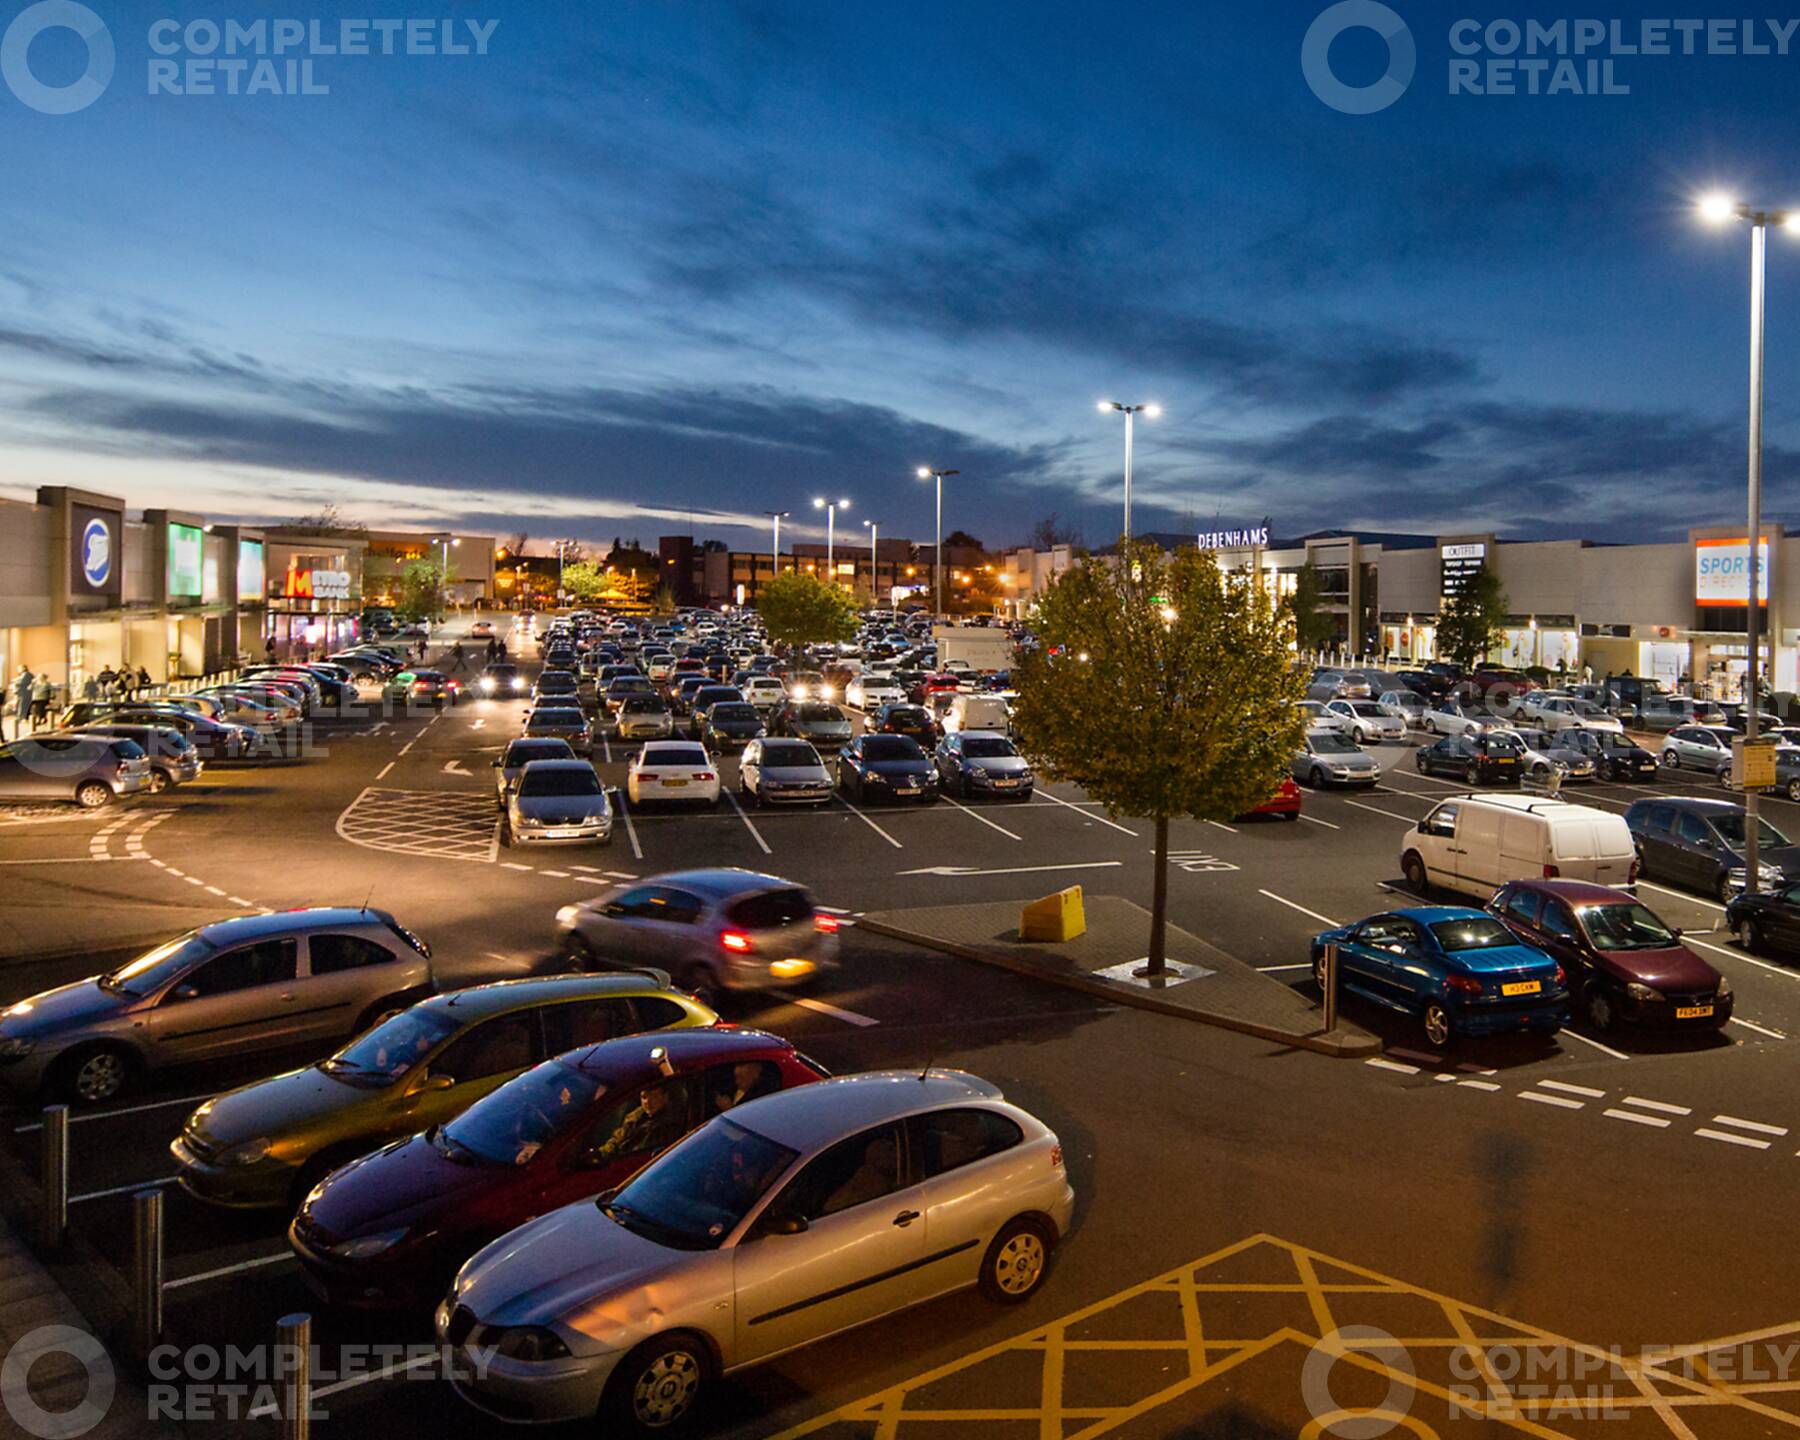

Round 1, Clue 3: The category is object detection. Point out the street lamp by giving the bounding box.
[813,498,850,582]
[554,538,569,608]
[1098,400,1161,542]
[435,535,460,615]
[916,466,960,615]
[763,510,790,579]
[1697,193,1800,895]
[862,517,879,602]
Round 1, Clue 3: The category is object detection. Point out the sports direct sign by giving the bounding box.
[1695,538,1770,607]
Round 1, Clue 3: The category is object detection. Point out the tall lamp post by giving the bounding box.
[554,538,568,609]
[862,517,879,603]
[763,510,790,583]
[435,535,460,616]
[813,498,850,584]
[1699,192,1798,896]
[1097,401,1161,542]
[915,466,960,615]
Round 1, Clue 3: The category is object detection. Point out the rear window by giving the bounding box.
[529,709,586,726]
[725,888,815,929]
[711,704,757,721]
[643,745,707,766]
[1430,917,1516,951]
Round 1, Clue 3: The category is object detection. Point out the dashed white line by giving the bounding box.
[1604,1107,1670,1128]
[1623,1096,1692,1116]
[1257,890,1339,929]
[203,885,226,896]
[376,761,395,780]
[227,896,252,908]
[1538,1079,1606,1098]
[539,869,570,879]
[1520,1091,1585,1110]
[500,861,533,871]
[1712,1114,1789,1137]
[791,997,879,1028]
[183,875,204,887]
[1366,1058,1419,1075]
[1696,1127,1771,1150]
[1457,1079,1502,1092]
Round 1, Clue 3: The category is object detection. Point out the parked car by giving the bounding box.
[1308,669,1372,701]
[290,1028,825,1310]
[626,741,721,807]
[838,733,938,804]
[740,675,789,711]
[1377,690,1428,727]
[1559,728,1660,783]
[102,707,265,763]
[1241,775,1303,821]
[1725,879,1800,956]
[1489,880,1729,1033]
[1661,725,1739,776]
[1402,794,1638,900]
[1293,731,1379,788]
[504,761,613,848]
[934,731,1034,800]
[846,675,904,710]
[387,670,461,708]
[774,700,854,751]
[0,733,152,808]
[1421,696,1487,736]
[740,738,834,806]
[492,738,579,810]
[614,696,675,741]
[941,693,1012,736]
[1311,907,1567,1046]
[1521,694,1623,733]
[436,1070,1073,1430]
[1500,726,1597,784]
[1324,699,1405,744]
[556,869,841,1005]
[175,973,714,1210]
[698,701,766,750]
[69,723,203,792]
[873,702,938,745]
[522,706,593,756]
[0,909,434,1105]
[479,663,526,697]
[1624,796,1800,900]
[1414,731,1524,786]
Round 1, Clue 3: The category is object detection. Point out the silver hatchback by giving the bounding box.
[438,1070,1074,1431]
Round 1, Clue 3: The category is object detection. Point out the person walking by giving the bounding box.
[450,641,467,673]
[12,668,34,739]
[30,674,53,728]
[97,664,118,700]
[81,673,99,703]
[135,665,151,697]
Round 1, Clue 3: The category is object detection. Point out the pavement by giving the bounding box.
[857,896,1380,1056]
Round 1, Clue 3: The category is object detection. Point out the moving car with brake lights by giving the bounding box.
[838,733,938,803]
[556,869,840,1006]
[173,972,714,1210]
[1489,880,1729,1033]
[386,670,461,708]
[1292,731,1379,788]
[436,1069,1073,1431]
[626,741,721,806]
[503,760,613,848]
[933,731,1034,799]
[1624,796,1800,901]
[522,705,593,756]
[1311,907,1568,1046]
[289,1028,825,1310]
[739,738,834,806]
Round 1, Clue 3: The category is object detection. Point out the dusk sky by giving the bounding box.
[3,0,1800,553]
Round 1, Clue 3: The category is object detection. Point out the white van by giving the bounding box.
[942,693,1012,735]
[1400,793,1638,900]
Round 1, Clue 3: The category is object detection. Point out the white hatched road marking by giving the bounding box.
[336,786,501,863]
[1624,1096,1692,1116]
[1696,1127,1771,1150]
[1605,1108,1671,1128]
[1712,1114,1789,1137]
[790,997,880,1028]
[1457,1079,1501,1091]
[1365,1058,1418,1075]
[1520,1091,1584,1110]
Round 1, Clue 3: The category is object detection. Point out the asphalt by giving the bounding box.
[4,614,1800,1438]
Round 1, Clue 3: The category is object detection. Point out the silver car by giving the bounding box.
[1377,690,1428,726]
[0,734,153,808]
[1422,696,1487,736]
[1504,726,1597,783]
[739,737,832,806]
[1324,699,1406,744]
[438,1070,1074,1431]
[505,760,613,848]
[492,737,579,811]
[1292,731,1380,788]
[556,868,839,1005]
[1662,724,1738,776]
[615,696,675,741]
[0,909,434,1104]
[524,705,594,756]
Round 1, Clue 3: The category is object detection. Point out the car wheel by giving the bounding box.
[1739,916,1763,953]
[1788,778,1800,802]
[74,781,111,810]
[1401,850,1428,894]
[1464,762,1481,785]
[601,1332,712,1435]
[1415,752,1427,773]
[1599,760,1616,782]
[1422,1001,1452,1049]
[978,1217,1053,1304]
[1662,750,1678,769]
[1584,984,1618,1033]
[55,1044,134,1105]
[1281,809,1300,821]
[1308,766,1326,789]
[1716,871,1736,904]
[563,932,598,972]
[147,769,170,794]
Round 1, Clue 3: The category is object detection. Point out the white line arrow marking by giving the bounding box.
[896,861,1124,878]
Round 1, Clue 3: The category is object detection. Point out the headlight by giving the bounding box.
[492,1326,571,1362]
[325,1227,409,1260]
[556,905,581,926]
[512,677,526,691]
[220,1137,273,1167]
[584,813,609,825]
[1625,982,1664,1002]
[1716,975,1733,1000]
[0,1036,34,1058]
[480,678,496,692]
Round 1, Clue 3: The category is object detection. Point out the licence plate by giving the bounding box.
[1501,980,1542,996]
[1676,1004,1714,1019]
[992,778,1019,787]
[896,785,920,795]
[1495,758,1515,767]
[662,778,687,787]
[546,829,581,838]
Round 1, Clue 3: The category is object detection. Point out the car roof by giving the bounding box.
[564,1026,790,1075]
[1508,879,1633,905]
[639,868,803,897]
[197,907,399,943]
[418,972,681,1018]
[519,758,596,774]
[956,729,1010,741]
[1390,906,1492,925]
[1441,793,1616,819]
[1646,796,1742,814]
[730,1070,1004,1147]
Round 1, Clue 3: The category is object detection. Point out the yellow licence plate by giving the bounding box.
[1676,1004,1714,1019]
[1502,980,1542,996]
[662,778,687,787]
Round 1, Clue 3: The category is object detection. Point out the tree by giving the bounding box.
[756,570,859,649]
[1031,514,1086,552]
[560,559,611,604]
[396,559,443,621]
[1012,540,1306,976]
[943,529,984,550]
[1438,567,1509,670]
[284,502,366,536]
[502,531,530,557]
[1285,560,1336,653]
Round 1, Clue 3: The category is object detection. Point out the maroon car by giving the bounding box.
[288,1028,826,1310]
[1487,879,1731,1034]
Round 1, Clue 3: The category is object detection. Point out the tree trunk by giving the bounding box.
[1146,813,1170,976]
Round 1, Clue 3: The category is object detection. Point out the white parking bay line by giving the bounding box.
[165,1252,295,1290]
[940,795,1023,841]
[1560,1030,1630,1060]
[616,799,644,861]
[1341,799,1425,823]
[1298,814,1341,830]
[1366,1058,1419,1075]
[1539,1079,1606,1098]
[791,997,879,1028]
[1712,1114,1789,1137]
[1520,1091,1585,1110]
[1035,787,1138,835]
[1637,880,1726,914]
[249,1354,442,1418]
[1258,963,1312,972]
[1457,1079,1502,1091]
[1605,1107,1671,1128]
[1624,1096,1692,1116]
[1729,1016,1788,1039]
[1683,933,1800,983]
[1257,890,1338,929]
[1696,1127,1771,1150]
[723,790,773,855]
[1204,820,1238,834]
[835,797,903,849]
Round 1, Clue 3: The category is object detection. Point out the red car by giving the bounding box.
[1243,776,1303,821]
[288,1028,826,1310]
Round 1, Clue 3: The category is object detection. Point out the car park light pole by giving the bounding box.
[434,535,460,615]
[916,467,960,615]
[862,517,879,603]
[813,498,851,586]
[1098,400,1161,542]
[1699,193,1798,893]
[764,510,790,581]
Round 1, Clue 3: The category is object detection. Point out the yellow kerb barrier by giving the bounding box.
[1019,885,1085,942]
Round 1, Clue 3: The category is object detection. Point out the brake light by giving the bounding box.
[693,773,715,782]
[1554,963,1567,986]
[1445,974,1483,994]
[1050,1143,1064,1170]
[720,931,753,953]
[814,914,840,934]
[1542,864,1560,878]
[1628,858,1640,885]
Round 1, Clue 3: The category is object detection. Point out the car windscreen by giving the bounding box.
[796,703,840,721]
[1350,703,1387,717]
[1712,813,1790,849]
[760,742,819,766]
[1579,903,1678,952]
[1310,735,1360,755]
[961,737,1017,758]
[439,1059,606,1164]
[506,741,573,765]
[711,703,758,721]
[861,736,921,761]
[519,768,602,797]
[1430,917,1518,951]
[321,1007,460,1084]
[609,679,655,694]
[605,1118,799,1249]
[622,698,667,714]
[1483,734,1526,756]
[102,933,216,997]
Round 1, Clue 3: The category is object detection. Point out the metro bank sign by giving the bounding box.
[1695,538,1770,607]
[281,563,352,600]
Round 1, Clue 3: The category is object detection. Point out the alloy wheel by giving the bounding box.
[631,1349,702,1429]
[1423,1003,1451,1048]
[993,1230,1047,1296]
[73,1050,125,1103]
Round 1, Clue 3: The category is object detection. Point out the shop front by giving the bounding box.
[265,549,360,659]
[1380,619,1436,662]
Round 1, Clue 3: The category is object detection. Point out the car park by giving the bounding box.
[0,733,152,808]
[522,706,593,756]
[504,761,613,848]
[604,676,659,717]
[626,741,721,807]
[934,731,1034,799]
[69,722,203,792]
[1413,731,1524,785]
[1623,797,1800,900]
[1402,794,1637,900]
[1311,907,1567,1046]
[1324,699,1405,744]
[0,909,434,1105]
[556,869,840,1004]
[1293,731,1379,788]
[740,738,834,806]
[1296,700,1350,736]
[838,733,938,803]
[1489,880,1729,1033]
[104,706,264,762]
[469,621,496,639]
[1308,668,1372,701]
[290,1028,825,1310]
[436,1070,1073,1430]
[175,972,716,1210]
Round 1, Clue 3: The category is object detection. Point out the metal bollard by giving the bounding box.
[276,1313,312,1440]
[132,1188,164,1362]
[40,1105,68,1248]
[1321,943,1339,1032]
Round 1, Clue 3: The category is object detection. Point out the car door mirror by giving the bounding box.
[1671,927,1683,940]
[491,757,503,767]
[1417,820,1429,834]
[411,1071,454,1093]
[759,1213,808,1237]
[169,983,199,1002]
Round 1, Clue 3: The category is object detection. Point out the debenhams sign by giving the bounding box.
[1196,525,1271,550]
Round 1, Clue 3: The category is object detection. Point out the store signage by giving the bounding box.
[167,523,204,597]
[69,504,121,602]
[1197,525,1271,550]
[80,518,110,586]
[237,540,265,602]
[1695,538,1770,607]
[1440,541,1487,599]
[283,564,351,600]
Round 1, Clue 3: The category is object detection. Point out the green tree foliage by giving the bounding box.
[756,570,859,649]
[1438,567,1510,670]
[559,559,611,604]
[1012,541,1307,973]
[1285,560,1336,652]
[396,558,444,620]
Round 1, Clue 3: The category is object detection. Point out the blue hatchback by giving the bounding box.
[1311,906,1568,1047]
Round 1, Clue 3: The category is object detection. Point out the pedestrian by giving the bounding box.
[31,674,52,728]
[136,665,151,697]
[12,668,34,738]
[496,639,507,661]
[1581,663,1593,686]
[264,636,277,663]
[81,673,98,703]
[450,641,467,672]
